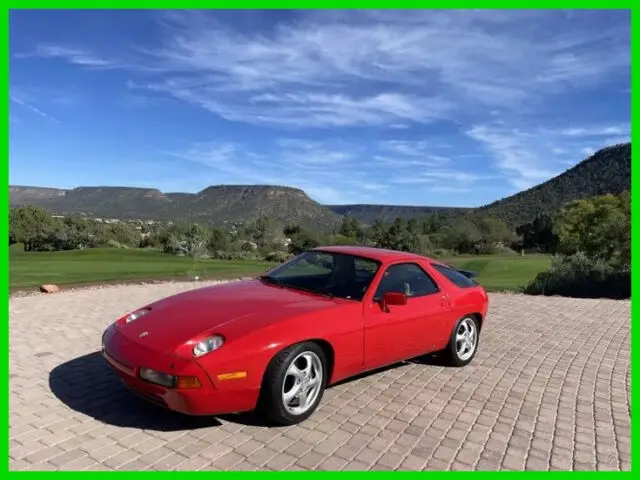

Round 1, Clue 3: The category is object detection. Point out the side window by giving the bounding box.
[374,263,440,299]
[431,264,477,288]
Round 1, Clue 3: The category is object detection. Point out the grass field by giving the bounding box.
[9,246,551,291]
[442,255,551,292]
[9,246,275,288]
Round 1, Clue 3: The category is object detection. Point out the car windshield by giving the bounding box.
[261,251,381,301]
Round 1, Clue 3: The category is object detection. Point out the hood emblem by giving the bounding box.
[138,331,149,338]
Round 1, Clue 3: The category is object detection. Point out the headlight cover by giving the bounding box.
[193,335,224,357]
[139,367,176,388]
[125,308,151,323]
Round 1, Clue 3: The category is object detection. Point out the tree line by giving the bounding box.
[8,205,533,258]
[9,192,631,274]
[10,194,627,261]
[9,191,631,299]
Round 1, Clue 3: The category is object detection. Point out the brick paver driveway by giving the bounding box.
[9,282,631,471]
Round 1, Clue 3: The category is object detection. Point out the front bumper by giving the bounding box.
[102,326,259,416]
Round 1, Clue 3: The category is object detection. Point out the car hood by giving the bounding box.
[116,279,340,354]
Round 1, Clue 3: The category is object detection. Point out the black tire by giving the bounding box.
[259,341,328,426]
[443,315,480,367]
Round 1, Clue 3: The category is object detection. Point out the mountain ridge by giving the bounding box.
[10,142,630,229]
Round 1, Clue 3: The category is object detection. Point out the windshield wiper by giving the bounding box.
[258,276,335,299]
[285,284,335,299]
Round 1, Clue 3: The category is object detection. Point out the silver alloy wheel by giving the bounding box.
[455,318,477,361]
[281,351,323,415]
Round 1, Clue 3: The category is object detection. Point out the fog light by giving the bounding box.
[139,367,176,388]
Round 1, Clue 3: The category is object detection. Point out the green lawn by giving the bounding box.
[9,246,274,288]
[440,254,552,291]
[9,246,551,291]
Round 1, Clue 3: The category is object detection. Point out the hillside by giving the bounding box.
[10,143,630,230]
[326,204,469,224]
[479,142,631,225]
[9,186,67,204]
[9,184,343,231]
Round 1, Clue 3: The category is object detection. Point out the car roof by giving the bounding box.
[312,245,443,265]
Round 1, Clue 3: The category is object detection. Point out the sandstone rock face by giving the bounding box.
[39,284,60,294]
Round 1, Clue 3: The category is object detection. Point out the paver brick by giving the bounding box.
[9,286,631,471]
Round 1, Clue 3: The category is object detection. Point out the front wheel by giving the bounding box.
[259,342,327,426]
[444,315,480,367]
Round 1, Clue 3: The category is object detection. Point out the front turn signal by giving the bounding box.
[176,376,202,389]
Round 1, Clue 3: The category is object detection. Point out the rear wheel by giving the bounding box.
[259,342,327,426]
[444,316,480,367]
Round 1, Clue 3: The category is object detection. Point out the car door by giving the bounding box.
[363,262,452,369]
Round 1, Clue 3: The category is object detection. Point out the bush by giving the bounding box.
[210,250,261,261]
[523,252,630,299]
[264,251,291,263]
[106,239,130,249]
[487,245,519,255]
[431,248,456,257]
[326,234,361,246]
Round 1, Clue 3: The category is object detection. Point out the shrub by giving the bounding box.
[431,248,456,257]
[523,252,630,299]
[106,239,130,249]
[210,250,261,261]
[264,251,291,263]
[487,245,519,255]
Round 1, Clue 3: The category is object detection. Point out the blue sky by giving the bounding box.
[9,9,630,206]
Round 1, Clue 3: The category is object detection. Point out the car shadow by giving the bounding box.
[329,351,448,388]
[408,351,451,367]
[49,350,449,431]
[48,352,224,432]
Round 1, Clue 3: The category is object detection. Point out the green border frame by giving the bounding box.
[4,4,635,475]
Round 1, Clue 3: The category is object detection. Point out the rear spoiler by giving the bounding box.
[456,268,479,279]
[438,262,479,279]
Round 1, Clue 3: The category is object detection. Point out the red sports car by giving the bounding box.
[102,246,489,426]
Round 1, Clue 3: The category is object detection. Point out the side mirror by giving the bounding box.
[380,291,407,312]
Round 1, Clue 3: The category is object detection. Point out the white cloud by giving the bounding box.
[149,9,626,126]
[16,45,113,67]
[466,121,630,190]
[557,124,630,137]
[23,10,629,129]
[12,10,629,203]
[275,138,354,164]
[161,135,496,204]
[390,169,492,185]
[9,93,59,123]
[467,125,562,190]
[162,140,359,203]
[604,136,631,145]
[378,140,451,166]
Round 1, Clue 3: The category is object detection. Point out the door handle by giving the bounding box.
[440,295,450,307]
